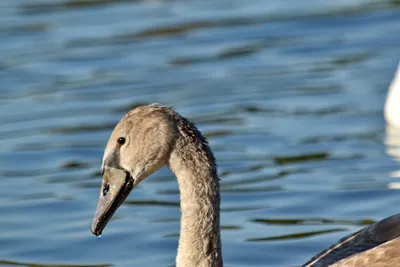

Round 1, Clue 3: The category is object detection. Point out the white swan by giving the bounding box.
[91,104,400,267]
[385,62,400,128]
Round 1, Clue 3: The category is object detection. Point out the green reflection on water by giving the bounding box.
[124,200,179,207]
[0,260,111,267]
[274,153,329,165]
[252,218,375,226]
[246,228,346,242]
[20,0,140,15]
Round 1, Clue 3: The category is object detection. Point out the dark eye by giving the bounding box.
[103,184,109,196]
[118,137,125,145]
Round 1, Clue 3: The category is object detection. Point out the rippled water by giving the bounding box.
[1,1,400,267]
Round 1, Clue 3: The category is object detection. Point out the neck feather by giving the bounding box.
[167,114,222,267]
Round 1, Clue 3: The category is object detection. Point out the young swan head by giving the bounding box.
[91,105,177,236]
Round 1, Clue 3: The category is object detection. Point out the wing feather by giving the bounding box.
[302,214,400,267]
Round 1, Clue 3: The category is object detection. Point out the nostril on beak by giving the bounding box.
[103,184,109,196]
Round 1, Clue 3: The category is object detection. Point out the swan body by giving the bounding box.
[302,214,400,267]
[385,62,400,128]
[91,104,400,267]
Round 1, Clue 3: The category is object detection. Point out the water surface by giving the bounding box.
[1,1,400,267]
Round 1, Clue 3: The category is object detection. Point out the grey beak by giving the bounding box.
[91,167,134,236]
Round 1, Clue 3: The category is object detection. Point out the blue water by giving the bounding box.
[0,0,400,266]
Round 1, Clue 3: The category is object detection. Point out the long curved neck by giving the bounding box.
[168,115,222,267]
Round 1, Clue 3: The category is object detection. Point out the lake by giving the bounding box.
[0,0,400,266]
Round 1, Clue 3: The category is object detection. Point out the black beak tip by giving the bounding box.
[91,226,102,236]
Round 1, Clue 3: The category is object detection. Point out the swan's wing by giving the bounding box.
[330,238,400,267]
[302,214,400,267]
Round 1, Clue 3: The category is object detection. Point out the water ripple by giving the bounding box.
[0,1,399,267]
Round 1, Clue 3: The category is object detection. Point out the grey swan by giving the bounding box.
[91,104,400,267]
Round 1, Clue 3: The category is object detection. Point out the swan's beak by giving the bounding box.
[91,167,134,236]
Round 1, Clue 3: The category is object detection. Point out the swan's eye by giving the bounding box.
[117,137,125,145]
[103,184,109,196]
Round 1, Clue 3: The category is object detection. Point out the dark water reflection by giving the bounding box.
[0,260,110,267]
[1,0,400,267]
